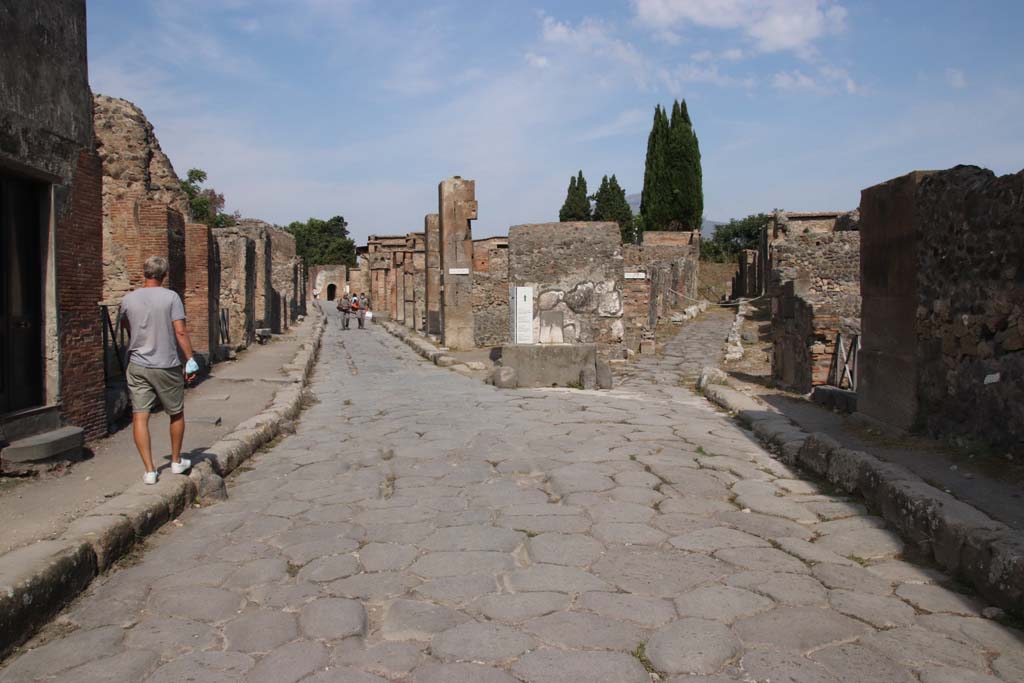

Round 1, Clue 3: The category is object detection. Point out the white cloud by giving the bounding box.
[662,63,756,89]
[772,65,861,94]
[541,15,647,78]
[577,109,650,141]
[632,0,847,53]
[772,69,819,90]
[525,52,549,68]
[946,67,967,89]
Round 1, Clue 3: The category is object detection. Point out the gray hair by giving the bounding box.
[143,255,169,280]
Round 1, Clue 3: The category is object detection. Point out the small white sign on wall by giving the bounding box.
[511,286,534,344]
[624,271,647,280]
[448,267,470,275]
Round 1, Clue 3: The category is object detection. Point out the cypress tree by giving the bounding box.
[670,99,703,231]
[595,174,634,242]
[559,171,592,221]
[642,100,703,233]
[559,175,578,221]
[607,175,634,242]
[640,104,671,233]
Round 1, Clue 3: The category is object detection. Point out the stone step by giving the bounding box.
[1,426,84,464]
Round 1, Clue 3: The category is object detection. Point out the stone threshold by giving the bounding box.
[0,306,328,660]
[697,370,1023,617]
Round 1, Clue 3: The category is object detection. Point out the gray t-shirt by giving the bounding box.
[120,287,186,369]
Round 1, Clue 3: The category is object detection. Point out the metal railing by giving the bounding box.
[827,332,860,391]
[100,304,127,382]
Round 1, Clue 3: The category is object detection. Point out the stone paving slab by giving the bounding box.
[2,307,1022,682]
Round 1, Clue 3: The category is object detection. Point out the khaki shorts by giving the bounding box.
[127,363,185,415]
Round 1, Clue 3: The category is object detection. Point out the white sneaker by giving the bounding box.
[170,458,191,475]
[143,471,158,485]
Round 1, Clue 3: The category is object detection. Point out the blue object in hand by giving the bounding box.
[185,358,199,374]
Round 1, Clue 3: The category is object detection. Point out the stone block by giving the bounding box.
[499,343,597,388]
[492,366,517,389]
[596,360,613,389]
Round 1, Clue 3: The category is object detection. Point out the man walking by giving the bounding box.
[120,256,198,484]
[337,293,352,329]
[357,293,369,329]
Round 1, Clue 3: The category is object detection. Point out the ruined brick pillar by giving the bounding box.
[184,222,219,358]
[392,252,405,323]
[438,177,477,350]
[424,213,441,335]
[403,251,415,329]
[111,199,186,299]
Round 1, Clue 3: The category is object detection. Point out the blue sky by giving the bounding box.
[87,0,1024,243]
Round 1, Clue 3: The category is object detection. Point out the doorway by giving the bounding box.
[326,284,337,301]
[0,173,47,415]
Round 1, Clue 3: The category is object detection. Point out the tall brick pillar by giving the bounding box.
[184,222,219,358]
[59,150,107,439]
[403,251,415,329]
[438,177,477,350]
[134,200,186,298]
[393,252,405,324]
[424,213,441,335]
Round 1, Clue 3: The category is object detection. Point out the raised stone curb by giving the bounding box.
[380,321,456,368]
[0,306,327,659]
[697,368,1024,616]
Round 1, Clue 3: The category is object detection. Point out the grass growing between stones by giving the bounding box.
[630,643,659,675]
[514,528,539,538]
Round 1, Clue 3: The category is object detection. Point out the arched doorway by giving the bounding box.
[326,284,337,301]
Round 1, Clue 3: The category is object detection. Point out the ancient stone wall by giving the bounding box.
[860,166,1023,453]
[620,232,700,352]
[438,178,477,350]
[472,238,510,347]
[94,95,191,305]
[508,222,624,348]
[268,228,299,333]
[234,220,272,329]
[349,264,371,303]
[732,249,761,299]
[769,232,861,392]
[311,265,347,302]
[213,227,255,350]
[0,1,106,437]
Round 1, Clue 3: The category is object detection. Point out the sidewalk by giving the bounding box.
[0,321,308,555]
[0,307,326,657]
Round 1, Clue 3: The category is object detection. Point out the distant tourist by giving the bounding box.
[358,293,370,328]
[312,287,320,300]
[351,293,363,329]
[337,293,352,329]
[119,256,198,484]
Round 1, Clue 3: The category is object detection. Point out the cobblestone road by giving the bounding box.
[4,310,1022,682]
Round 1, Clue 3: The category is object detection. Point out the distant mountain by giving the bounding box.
[625,193,721,237]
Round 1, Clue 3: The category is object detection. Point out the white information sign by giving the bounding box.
[448,267,470,275]
[624,271,647,280]
[511,286,534,344]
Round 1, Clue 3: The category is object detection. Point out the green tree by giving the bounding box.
[641,100,703,233]
[699,213,770,262]
[180,168,238,228]
[559,170,591,221]
[593,174,635,243]
[286,215,357,267]
[640,104,670,233]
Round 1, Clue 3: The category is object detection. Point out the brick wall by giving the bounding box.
[184,222,218,356]
[620,233,700,352]
[58,150,106,439]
